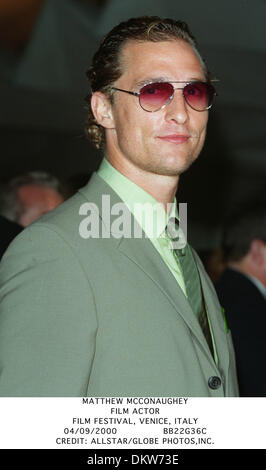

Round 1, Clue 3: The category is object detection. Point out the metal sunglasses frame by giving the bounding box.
[111,80,218,112]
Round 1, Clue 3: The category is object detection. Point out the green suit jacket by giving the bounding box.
[0,173,239,396]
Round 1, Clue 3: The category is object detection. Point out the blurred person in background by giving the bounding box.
[215,202,266,396]
[0,171,65,227]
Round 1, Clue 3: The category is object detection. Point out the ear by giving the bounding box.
[90,91,114,129]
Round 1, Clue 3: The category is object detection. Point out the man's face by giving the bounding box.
[105,40,209,177]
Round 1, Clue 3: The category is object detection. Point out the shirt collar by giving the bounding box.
[97,157,178,239]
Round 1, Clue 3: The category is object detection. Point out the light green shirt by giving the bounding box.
[97,158,187,296]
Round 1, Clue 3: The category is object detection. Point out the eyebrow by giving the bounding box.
[135,77,168,87]
[135,76,206,88]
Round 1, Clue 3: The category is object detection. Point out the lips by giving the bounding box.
[157,135,190,144]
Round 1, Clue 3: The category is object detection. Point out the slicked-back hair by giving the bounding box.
[85,16,210,150]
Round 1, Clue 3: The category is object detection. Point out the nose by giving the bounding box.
[164,89,189,124]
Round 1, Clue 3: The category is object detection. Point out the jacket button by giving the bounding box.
[208,376,222,390]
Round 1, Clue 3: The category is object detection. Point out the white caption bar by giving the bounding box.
[0,397,265,449]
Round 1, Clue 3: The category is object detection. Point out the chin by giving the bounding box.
[150,164,190,177]
[160,153,197,176]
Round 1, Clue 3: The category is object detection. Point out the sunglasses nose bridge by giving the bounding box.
[167,86,188,110]
[164,87,189,123]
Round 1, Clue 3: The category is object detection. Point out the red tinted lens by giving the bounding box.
[183,82,214,111]
[139,82,173,111]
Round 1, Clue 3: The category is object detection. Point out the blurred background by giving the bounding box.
[0,0,265,256]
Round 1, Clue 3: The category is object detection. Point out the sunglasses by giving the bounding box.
[111,80,217,112]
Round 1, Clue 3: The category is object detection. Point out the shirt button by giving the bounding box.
[208,376,222,390]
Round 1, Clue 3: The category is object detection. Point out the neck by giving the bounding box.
[106,156,179,212]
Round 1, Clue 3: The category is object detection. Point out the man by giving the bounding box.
[0,171,65,227]
[0,215,22,260]
[0,16,238,396]
[215,203,266,396]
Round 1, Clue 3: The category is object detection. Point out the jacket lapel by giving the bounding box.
[193,250,230,371]
[117,229,217,362]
